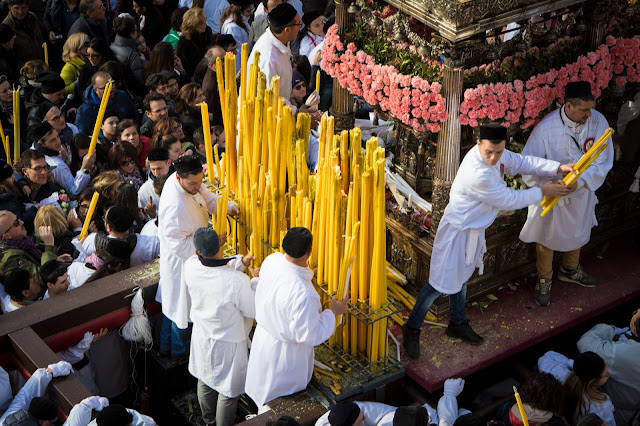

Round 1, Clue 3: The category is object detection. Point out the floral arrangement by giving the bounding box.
[322,24,447,132]
[57,190,69,212]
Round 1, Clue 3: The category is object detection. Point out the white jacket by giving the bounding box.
[45,153,90,196]
[157,173,236,329]
[430,146,560,293]
[519,107,613,251]
[186,255,256,397]
[249,29,293,101]
[73,232,160,267]
[245,252,336,408]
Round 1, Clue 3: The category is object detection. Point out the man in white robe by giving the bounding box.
[402,124,575,359]
[157,155,239,357]
[185,227,258,426]
[519,81,614,306]
[245,227,348,409]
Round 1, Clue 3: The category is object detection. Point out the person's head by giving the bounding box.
[268,3,300,42]
[0,210,26,240]
[21,149,49,186]
[86,37,113,68]
[113,183,139,220]
[170,7,189,31]
[179,82,205,112]
[631,307,640,337]
[214,33,237,52]
[291,70,307,104]
[132,0,151,16]
[181,7,207,39]
[4,268,39,302]
[70,134,91,170]
[115,119,141,148]
[108,141,138,173]
[76,187,98,222]
[212,126,225,147]
[204,45,226,71]
[162,71,180,99]
[44,106,66,132]
[105,205,134,235]
[519,372,563,414]
[174,155,203,194]
[193,227,222,258]
[392,406,429,426]
[101,111,120,140]
[153,116,185,141]
[96,404,133,426]
[262,0,283,14]
[144,42,175,80]
[62,32,90,63]
[91,171,121,199]
[79,0,106,22]
[302,11,324,37]
[19,60,48,81]
[154,134,183,162]
[40,259,69,297]
[8,0,29,20]
[573,351,609,387]
[476,123,507,166]
[0,24,16,51]
[38,71,66,104]
[34,122,62,152]
[452,414,486,426]
[328,401,364,426]
[28,396,58,425]
[34,204,68,238]
[282,227,313,261]
[147,147,171,177]
[563,352,609,422]
[564,81,595,125]
[267,416,301,426]
[0,75,11,103]
[144,93,168,122]
[221,0,254,31]
[145,73,169,99]
[292,55,311,83]
[98,62,123,88]
[0,159,14,187]
[153,173,169,196]
[113,15,137,39]
[91,71,114,101]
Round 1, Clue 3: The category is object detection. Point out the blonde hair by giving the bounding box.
[34,205,69,238]
[181,7,206,39]
[62,33,90,63]
[92,171,121,197]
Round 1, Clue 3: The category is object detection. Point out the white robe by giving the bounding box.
[248,29,294,102]
[430,146,560,294]
[157,173,236,329]
[72,232,160,267]
[0,368,51,423]
[64,405,155,426]
[519,107,613,252]
[245,252,336,408]
[185,255,256,398]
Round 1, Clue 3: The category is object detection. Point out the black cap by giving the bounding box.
[282,227,312,258]
[106,206,135,233]
[302,10,322,28]
[33,121,54,144]
[105,238,135,259]
[453,413,486,426]
[28,397,58,421]
[328,401,360,426]
[478,123,507,142]
[147,147,169,162]
[564,81,594,102]
[393,406,429,426]
[194,227,220,258]
[269,3,297,27]
[96,404,133,426]
[229,0,253,8]
[37,71,66,94]
[0,159,13,181]
[292,70,306,87]
[0,24,15,44]
[174,154,203,176]
[573,351,605,382]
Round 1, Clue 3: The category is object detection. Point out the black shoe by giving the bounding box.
[446,320,484,345]
[402,323,421,359]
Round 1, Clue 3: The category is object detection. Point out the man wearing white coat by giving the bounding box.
[157,155,240,358]
[402,124,575,359]
[185,227,259,426]
[245,227,348,409]
[519,81,614,307]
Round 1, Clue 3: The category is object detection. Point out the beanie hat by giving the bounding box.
[292,70,306,87]
[0,159,13,181]
[32,122,54,144]
[393,406,429,426]
[573,351,605,382]
[268,3,297,27]
[281,227,312,258]
[0,24,15,44]
[96,404,133,426]
[328,401,360,426]
[37,71,66,94]
[302,10,321,28]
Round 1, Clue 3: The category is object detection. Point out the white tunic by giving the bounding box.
[249,29,293,101]
[245,252,336,408]
[186,255,256,397]
[65,405,155,426]
[519,107,613,252]
[430,146,560,294]
[299,33,324,60]
[73,232,160,267]
[157,173,236,329]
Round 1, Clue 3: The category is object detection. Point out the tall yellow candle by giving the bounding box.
[3,135,10,165]
[315,70,320,96]
[513,386,529,426]
[200,102,215,185]
[88,81,112,155]
[43,42,49,66]
[79,192,100,240]
[13,89,19,163]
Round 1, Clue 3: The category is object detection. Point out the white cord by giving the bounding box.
[120,288,153,349]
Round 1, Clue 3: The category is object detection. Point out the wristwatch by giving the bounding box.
[80,168,90,174]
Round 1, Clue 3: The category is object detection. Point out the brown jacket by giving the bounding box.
[2,11,44,63]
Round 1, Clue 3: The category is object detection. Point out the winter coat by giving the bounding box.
[75,86,140,135]
[68,15,110,43]
[110,34,145,90]
[60,56,86,96]
[2,11,44,63]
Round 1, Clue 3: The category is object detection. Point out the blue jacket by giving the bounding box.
[75,86,140,135]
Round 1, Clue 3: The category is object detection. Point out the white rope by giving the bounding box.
[120,288,153,349]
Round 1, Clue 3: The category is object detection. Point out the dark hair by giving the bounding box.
[192,126,209,149]
[84,251,131,284]
[8,0,28,6]
[40,260,67,286]
[171,7,189,31]
[220,5,250,33]
[145,73,168,93]
[175,82,201,115]
[87,38,114,63]
[99,61,124,87]
[143,92,166,113]
[108,141,138,170]
[292,55,311,84]
[143,42,175,81]
[152,116,179,139]
[5,268,32,301]
[115,119,140,141]
[69,134,92,175]
[113,184,139,225]
[113,15,137,38]
[153,134,180,152]
[213,34,236,51]
[520,372,564,413]
[20,149,46,168]
[105,205,134,233]
[78,0,98,15]
[153,173,170,195]
[147,147,169,162]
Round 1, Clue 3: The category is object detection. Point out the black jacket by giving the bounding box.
[43,0,79,37]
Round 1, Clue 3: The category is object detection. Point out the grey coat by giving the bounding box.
[110,34,146,88]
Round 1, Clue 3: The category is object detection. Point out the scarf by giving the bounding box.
[35,143,61,157]
[84,252,104,270]
[198,255,233,267]
[509,403,553,426]
[118,167,144,191]
[1,237,43,262]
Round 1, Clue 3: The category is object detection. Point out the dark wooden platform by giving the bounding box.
[393,236,640,393]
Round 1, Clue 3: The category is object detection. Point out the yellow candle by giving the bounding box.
[315,70,321,96]
[79,192,100,240]
[200,102,215,185]
[3,135,10,165]
[88,81,112,155]
[13,89,20,163]
[513,386,529,426]
[43,42,49,66]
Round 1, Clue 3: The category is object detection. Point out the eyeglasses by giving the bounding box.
[27,165,50,173]
[287,22,303,28]
[0,218,20,235]
[120,159,135,167]
[48,113,64,122]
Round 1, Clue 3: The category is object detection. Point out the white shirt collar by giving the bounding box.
[265,28,291,55]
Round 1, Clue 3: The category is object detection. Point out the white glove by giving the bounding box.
[47,361,72,377]
[81,396,109,411]
[443,378,465,397]
[77,332,94,350]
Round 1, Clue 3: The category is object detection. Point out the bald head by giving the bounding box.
[205,46,227,70]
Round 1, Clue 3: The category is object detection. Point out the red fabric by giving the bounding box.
[138,135,152,167]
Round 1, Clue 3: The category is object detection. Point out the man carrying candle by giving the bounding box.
[157,155,240,359]
[519,81,614,307]
[402,124,576,358]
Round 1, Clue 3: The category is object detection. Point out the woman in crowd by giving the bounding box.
[68,134,97,176]
[220,0,253,71]
[175,82,207,140]
[0,160,38,233]
[297,11,324,59]
[115,119,151,167]
[77,38,114,95]
[176,7,214,77]
[89,173,121,232]
[111,15,146,93]
[72,187,99,235]
[33,204,75,256]
[152,134,183,163]
[500,372,566,426]
[152,116,187,144]
[143,42,183,82]
[108,141,145,191]
[113,183,145,233]
[132,0,168,48]
[60,32,89,96]
[18,60,48,103]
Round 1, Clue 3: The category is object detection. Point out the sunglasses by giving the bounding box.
[120,159,136,167]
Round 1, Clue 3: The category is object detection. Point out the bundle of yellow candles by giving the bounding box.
[79,192,100,240]
[12,88,20,163]
[88,81,113,155]
[539,128,614,217]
